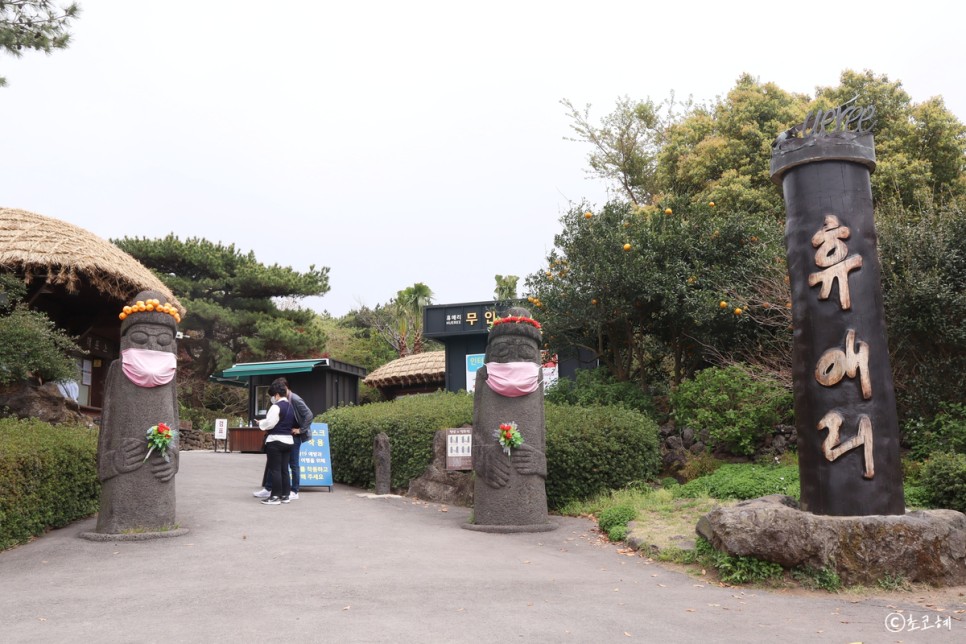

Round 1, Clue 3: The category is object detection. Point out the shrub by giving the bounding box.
[676,463,800,500]
[671,364,792,457]
[903,484,930,508]
[679,451,722,482]
[919,452,966,513]
[597,504,637,533]
[0,305,80,386]
[545,404,661,509]
[792,565,841,592]
[321,392,474,490]
[660,476,679,489]
[545,367,657,418]
[694,537,784,585]
[903,403,966,461]
[0,418,99,550]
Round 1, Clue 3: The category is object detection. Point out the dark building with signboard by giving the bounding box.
[212,358,367,421]
[423,300,597,392]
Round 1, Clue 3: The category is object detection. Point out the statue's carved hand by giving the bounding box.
[479,444,510,489]
[114,437,145,474]
[151,451,178,483]
[512,443,547,478]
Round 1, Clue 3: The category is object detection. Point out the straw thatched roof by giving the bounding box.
[0,207,184,313]
[364,351,446,388]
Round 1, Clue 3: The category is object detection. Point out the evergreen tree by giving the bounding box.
[0,1,80,87]
[113,235,330,404]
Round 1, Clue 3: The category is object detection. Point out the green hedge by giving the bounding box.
[322,392,474,490]
[545,404,660,509]
[0,418,100,550]
[321,394,662,510]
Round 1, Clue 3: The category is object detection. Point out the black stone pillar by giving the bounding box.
[771,131,904,516]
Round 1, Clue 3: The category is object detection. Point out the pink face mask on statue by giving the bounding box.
[121,348,177,387]
[485,361,540,397]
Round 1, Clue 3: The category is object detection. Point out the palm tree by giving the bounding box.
[395,282,434,356]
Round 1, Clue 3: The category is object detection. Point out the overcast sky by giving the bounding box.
[2,1,964,317]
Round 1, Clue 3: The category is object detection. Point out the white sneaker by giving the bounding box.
[289,492,299,500]
[252,488,271,498]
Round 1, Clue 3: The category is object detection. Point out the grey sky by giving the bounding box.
[2,0,963,317]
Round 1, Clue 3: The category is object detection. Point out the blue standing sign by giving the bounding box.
[299,422,333,490]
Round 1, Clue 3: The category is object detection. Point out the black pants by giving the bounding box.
[261,439,301,493]
[264,441,292,499]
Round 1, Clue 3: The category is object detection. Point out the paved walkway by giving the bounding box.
[0,451,961,642]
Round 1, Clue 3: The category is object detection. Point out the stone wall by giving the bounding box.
[661,423,797,474]
[179,427,215,451]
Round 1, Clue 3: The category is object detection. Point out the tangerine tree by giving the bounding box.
[526,200,785,390]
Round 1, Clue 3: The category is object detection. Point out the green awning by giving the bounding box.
[214,359,329,380]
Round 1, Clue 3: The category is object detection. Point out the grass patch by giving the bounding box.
[558,485,731,554]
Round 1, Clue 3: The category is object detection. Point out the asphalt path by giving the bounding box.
[0,451,960,643]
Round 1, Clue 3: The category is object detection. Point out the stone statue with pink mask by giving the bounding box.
[464,307,556,532]
[93,290,182,536]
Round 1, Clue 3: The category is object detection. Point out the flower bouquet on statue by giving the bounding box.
[495,421,524,456]
[144,422,177,463]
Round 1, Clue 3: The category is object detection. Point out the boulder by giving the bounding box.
[0,382,89,426]
[680,427,695,447]
[696,495,966,586]
[408,429,473,507]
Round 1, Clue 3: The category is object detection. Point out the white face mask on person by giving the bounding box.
[484,361,540,397]
[121,348,177,387]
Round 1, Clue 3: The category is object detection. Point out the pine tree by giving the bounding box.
[0,1,80,87]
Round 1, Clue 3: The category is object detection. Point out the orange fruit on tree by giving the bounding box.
[583,212,593,219]
[623,243,631,251]
[719,301,728,308]
[664,207,673,215]
[708,201,715,207]
[734,308,742,315]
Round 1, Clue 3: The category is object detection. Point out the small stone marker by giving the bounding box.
[374,432,391,495]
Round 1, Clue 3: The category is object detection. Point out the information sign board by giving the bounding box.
[446,427,473,470]
[300,422,334,489]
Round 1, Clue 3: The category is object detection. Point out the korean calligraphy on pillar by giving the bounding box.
[809,214,874,479]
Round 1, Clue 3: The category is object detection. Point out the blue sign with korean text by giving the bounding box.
[299,422,333,488]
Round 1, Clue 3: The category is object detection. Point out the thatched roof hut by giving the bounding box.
[0,207,183,409]
[364,351,446,400]
[0,207,183,312]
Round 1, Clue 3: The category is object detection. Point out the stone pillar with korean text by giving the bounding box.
[771,102,904,516]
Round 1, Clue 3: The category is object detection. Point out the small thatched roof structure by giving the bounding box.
[0,207,183,312]
[364,352,446,394]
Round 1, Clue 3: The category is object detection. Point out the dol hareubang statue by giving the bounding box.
[89,290,187,538]
[464,307,556,533]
